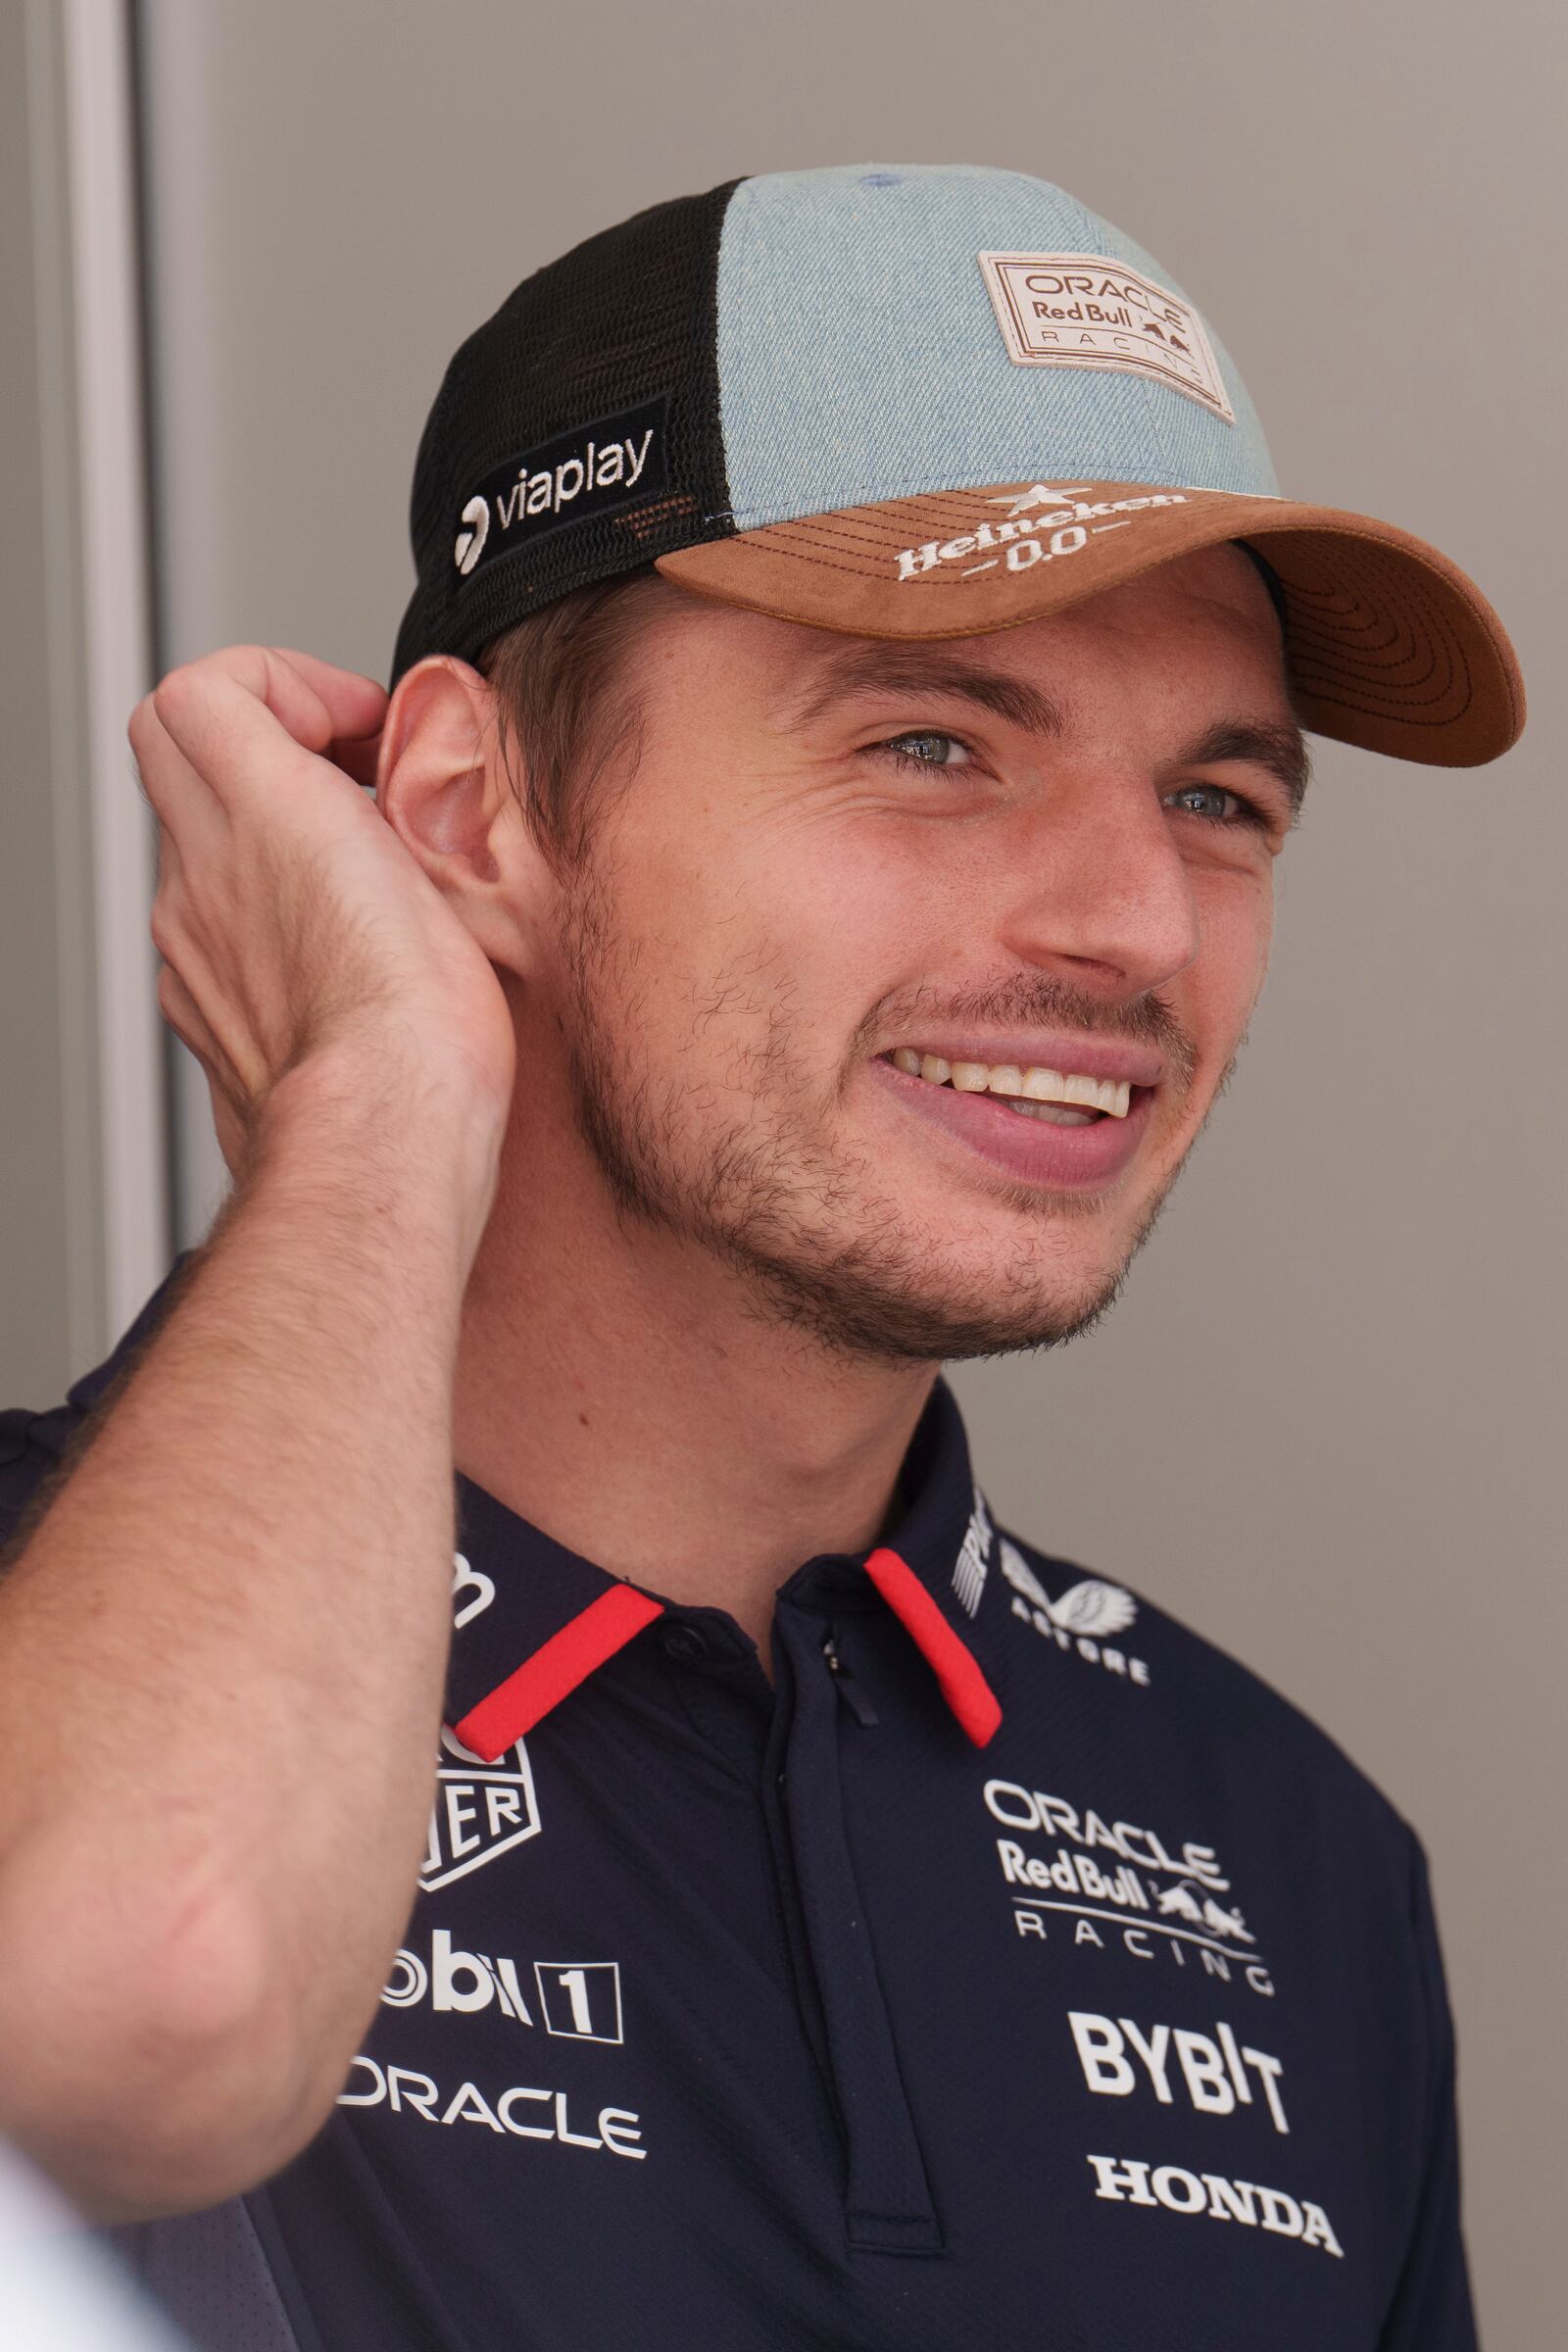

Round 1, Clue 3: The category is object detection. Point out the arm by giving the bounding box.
[0,650,514,2221]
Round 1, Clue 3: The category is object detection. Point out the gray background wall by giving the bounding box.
[3,0,109,1405]
[4,0,167,1402]
[7,0,1561,2335]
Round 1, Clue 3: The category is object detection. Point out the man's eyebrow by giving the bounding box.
[1176,719,1311,824]
[786,647,1068,741]
[786,647,1310,823]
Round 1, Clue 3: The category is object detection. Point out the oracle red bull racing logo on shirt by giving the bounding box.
[983,1779,1275,1998]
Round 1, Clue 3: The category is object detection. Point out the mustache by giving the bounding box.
[855,974,1199,1092]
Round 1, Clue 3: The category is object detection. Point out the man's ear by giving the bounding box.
[375,656,544,975]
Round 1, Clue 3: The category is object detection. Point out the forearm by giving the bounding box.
[0,1053,499,2212]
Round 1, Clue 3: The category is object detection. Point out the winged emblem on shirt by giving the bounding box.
[999,1539,1139,1638]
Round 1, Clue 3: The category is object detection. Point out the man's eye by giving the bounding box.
[877,731,973,769]
[1164,781,1269,828]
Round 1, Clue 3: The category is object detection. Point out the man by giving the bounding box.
[0,165,1523,2349]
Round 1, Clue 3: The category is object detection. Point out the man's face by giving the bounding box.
[542,544,1303,1360]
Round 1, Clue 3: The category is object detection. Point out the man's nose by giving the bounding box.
[994,768,1202,1000]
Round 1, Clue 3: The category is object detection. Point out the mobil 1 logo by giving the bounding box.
[384,1932,624,2045]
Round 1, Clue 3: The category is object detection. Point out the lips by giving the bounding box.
[886,1051,1133,1119]
[870,1053,1157,1191]
[881,1032,1167,1090]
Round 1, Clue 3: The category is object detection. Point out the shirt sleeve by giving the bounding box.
[1376,1830,1480,2352]
[0,1256,196,1556]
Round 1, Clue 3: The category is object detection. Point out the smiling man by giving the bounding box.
[0,167,1523,2351]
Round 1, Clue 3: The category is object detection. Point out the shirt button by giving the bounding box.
[661,1623,708,1664]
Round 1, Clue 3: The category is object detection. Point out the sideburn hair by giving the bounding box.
[477,565,681,867]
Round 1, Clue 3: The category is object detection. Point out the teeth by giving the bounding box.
[887,1051,1134,1117]
[1008,1099,1100,1126]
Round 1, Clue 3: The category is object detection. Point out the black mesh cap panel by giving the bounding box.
[390,178,741,685]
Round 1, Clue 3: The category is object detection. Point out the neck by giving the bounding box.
[450,1065,937,1661]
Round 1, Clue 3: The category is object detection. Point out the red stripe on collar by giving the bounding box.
[454,1585,664,1761]
[864,1545,1002,1748]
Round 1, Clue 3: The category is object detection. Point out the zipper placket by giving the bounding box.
[767,1608,943,2254]
[823,1633,880,1727]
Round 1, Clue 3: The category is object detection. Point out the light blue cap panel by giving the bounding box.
[714,165,1279,530]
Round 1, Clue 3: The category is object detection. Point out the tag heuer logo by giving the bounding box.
[422,1725,541,1892]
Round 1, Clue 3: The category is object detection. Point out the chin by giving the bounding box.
[743,1232,1136,1365]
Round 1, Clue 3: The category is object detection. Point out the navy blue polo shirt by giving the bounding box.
[2,1271,1475,2351]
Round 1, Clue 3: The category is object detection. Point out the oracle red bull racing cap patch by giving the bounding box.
[976,250,1235,421]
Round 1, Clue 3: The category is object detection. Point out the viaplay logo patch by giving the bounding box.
[453,396,669,577]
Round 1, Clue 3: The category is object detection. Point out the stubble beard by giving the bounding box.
[559,862,1207,1366]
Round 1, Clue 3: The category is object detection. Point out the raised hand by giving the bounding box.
[129,646,515,1182]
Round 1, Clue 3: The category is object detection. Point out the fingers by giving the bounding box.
[129,690,228,854]
[122,640,513,1179]
[328,728,383,791]
[148,650,333,786]
[270,650,387,744]
[164,645,385,747]
[135,647,388,811]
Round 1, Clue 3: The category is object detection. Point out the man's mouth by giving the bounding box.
[881,1048,1136,1125]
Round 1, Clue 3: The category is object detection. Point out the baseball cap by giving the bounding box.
[392,164,1524,765]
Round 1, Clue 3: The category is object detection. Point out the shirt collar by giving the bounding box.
[447,1379,1003,1762]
